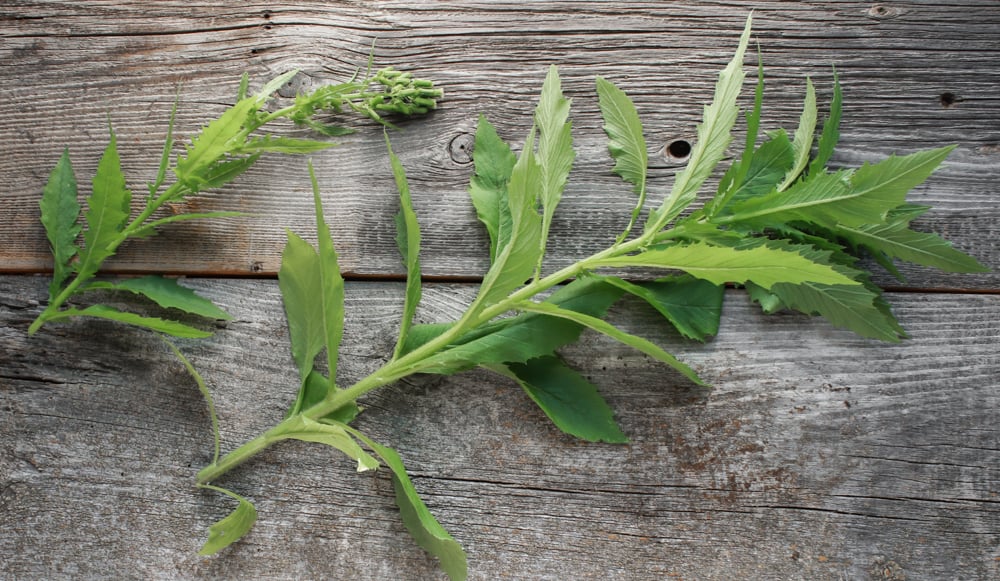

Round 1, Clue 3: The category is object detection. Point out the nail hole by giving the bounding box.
[940,92,962,108]
[665,139,692,161]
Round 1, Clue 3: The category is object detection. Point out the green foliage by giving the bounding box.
[31,65,443,338]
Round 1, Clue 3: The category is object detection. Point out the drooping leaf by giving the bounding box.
[308,162,345,392]
[776,77,817,191]
[592,240,859,289]
[163,337,221,464]
[198,486,258,556]
[596,76,648,240]
[513,300,707,386]
[808,72,842,177]
[494,355,628,443]
[53,304,212,338]
[646,15,753,231]
[39,149,82,298]
[346,430,468,581]
[534,65,575,274]
[599,274,724,342]
[273,415,379,472]
[468,115,517,263]
[76,128,132,282]
[387,135,423,358]
[86,275,231,321]
[278,230,326,382]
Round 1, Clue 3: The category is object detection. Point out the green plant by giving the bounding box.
[30,65,442,337]
[189,16,985,580]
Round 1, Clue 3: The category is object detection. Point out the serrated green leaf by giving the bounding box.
[593,241,859,289]
[85,275,231,320]
[599,274,724,342]
[39,149,82,298]
[468,115,517,263]
[725,146,956,229]
[535,65,575,275]
[174,98,260,191]
[387,135,423,359]
[514,300,707,386]
[76,129,132,282]
[190,154,262,194]
[495,355,628,443]
[646,15,752,231]
[345,430,467,581]
[309,163,345,395]
[278,230,326,382]
[198,486,258,556]
[471,126,543,311]
[767,279,906,342]
[148,91,179,198]
[410,277,624,375]
[713,130,794,214]
[237,135,335,155]
[596,76,647,240]
[776,77,817,191]
[272,415,379,472]
[808,72,842,176]
[835,221,988,274]
[53,304,212,338]
[745,282,784,314]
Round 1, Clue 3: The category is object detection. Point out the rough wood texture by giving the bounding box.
[1,1,998,288]
[2,2,999,580]
[2,276,999,580]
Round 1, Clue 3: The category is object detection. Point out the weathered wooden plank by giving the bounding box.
[2,2,997,288]
[2,275,998,579]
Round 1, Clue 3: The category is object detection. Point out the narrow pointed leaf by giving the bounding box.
[535,65,575,272]
[599,274,724,342]
[238,135,335,155]
[174,98,260,190]
[198,486,258,556]
[39,150,82,298]
[513,300,707,386]
[776,77,817,191]
[835,222,989,273]
[593,241,859,289]
[190,154,262,194]
[596,76,647,239]
[86,275,231,320]
[148,92,179,197]
[53,305,212,338]
[646,15,752,231]
[495,356,628,443]
[309,163,345,390]
[346,430,467,581]
[132,211,247,237]
[767,280,906,342]
[809,72,842,176]
[468,116,516,263]
[387,136,423,358]
[76,129,132,281]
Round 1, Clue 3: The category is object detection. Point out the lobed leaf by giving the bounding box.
[646,15,753,232]
[76,128,132,282]
[494,356,628,443]
[86,275,231,321]
[39,149,82,298]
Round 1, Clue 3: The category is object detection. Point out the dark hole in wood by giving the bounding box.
[666,139,692,161]
[940,92,960,107]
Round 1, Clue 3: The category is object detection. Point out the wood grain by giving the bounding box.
[2,1,997,289]
[2,275,998,580]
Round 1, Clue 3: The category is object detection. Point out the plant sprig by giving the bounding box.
[30,66,442,338]
[188,15,986,579]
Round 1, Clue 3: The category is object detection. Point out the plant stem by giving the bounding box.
[197,230,657,485]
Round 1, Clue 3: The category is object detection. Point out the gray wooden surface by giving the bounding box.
[2,2,999,580]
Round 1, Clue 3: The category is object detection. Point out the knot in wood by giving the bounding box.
[448,132,475,165]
